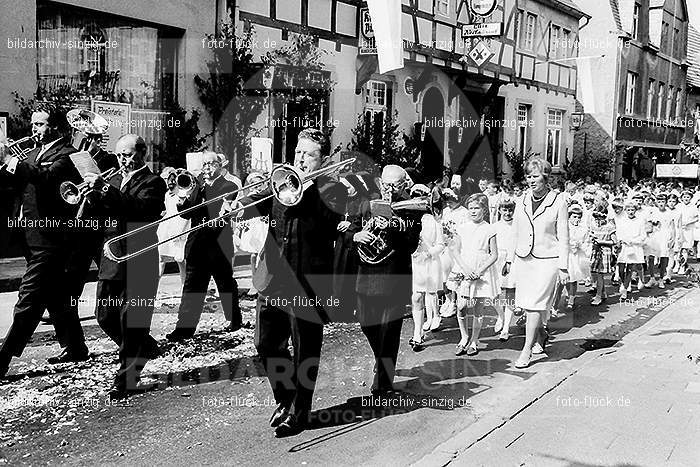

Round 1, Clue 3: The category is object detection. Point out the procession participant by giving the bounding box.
[440,188,467,319]
[616,200,647,300]
[590,202,617,305]
[504,158,569,369]
[0,109,89,378]
[156,167,189,287]
[676,190,697,274]
[166,151,241,341]
[448,193,498,357]
[332,173,373,323]
[493,198,516,341]
[409,184,444,351]
[85,134,166,399]
[667,192,681,276]
[650,193,675,288]
[353,165,421,394]
[237,128,346,438]
[552,204,589,314]
[235,171,269,298]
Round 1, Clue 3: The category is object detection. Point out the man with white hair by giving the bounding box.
[353,164,421,395]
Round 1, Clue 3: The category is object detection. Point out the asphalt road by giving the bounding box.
[0,271,697,466]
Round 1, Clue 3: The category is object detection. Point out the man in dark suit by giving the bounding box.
[166,151,241,341]
[84,134,166,399]
[0,109,90,378]
[236,128,346,437]
[353,165,421,395]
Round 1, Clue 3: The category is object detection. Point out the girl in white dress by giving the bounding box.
[157,168,190,286]
[409,188,445,351]
[493,198,516,341]
[677,191,698,274]
[667,193,682,277]
[648,193,676,288]
[440,189,468,318]
[616,200,647,300]
[553,204,589,312]
[447,194,498,357]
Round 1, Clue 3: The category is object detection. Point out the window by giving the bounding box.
[562,29,571,58]
[517,104,531,156]
[647,80,655,119]
[662,22,669,52]
[364,80,391,148]
[625,72,637,115]
[81,26,106,73]
[675,89,683,120]
[523,13,536,51]
[435,0,449,16]
[657,83,665,119]
[550,25,561,58]
[673,28,680,56]
[632,3,640,40]
[546,109,564,167]
[667,86,674,119]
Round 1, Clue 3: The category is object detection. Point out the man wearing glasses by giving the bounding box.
[166,151,242,341]
[353,165,421,396]
[83,134,166,399]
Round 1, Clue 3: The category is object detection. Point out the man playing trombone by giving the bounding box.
[165,151,242,341]
[235,128,347,438]
[83,134,166,399]
[0,109,89,378]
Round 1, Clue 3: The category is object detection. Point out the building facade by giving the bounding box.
[575,0,690,182]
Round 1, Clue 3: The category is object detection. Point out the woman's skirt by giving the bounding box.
[513,254,559,311]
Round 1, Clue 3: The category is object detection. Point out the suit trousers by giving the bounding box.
[0,247,86,358]
[356,293,406,392]
[175,246,240,332]
[96,272,158,388]
[254,294,323,416]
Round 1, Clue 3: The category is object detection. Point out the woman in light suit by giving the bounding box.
[503,158,569,368]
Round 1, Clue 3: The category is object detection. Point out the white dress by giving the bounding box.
[617,216,646,264]
[441,206,469,282]
[412,214,445,293]
[678,203,699,249]
[237,216,268,255]
[494,219,515,289]
[568,222,591,282]
[157,191,190,262]
[653,209,676,258]
[452,220,498,299]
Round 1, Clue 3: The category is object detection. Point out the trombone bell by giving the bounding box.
[59,181,83,205]
[270,165,304,207]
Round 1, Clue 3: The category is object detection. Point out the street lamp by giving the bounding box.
[652,154,657,179]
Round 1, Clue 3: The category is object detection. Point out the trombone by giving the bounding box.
[59,166,127,205]
[103,158,356,263]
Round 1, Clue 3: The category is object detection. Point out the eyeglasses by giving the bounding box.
[202,161,221,168]
[383,181,405,191]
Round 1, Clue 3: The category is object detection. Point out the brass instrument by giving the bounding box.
[66,108,109,152]
[357,194,435,265]
[3,134,39,161]
[174,169,197,198]
[59,166,126,205]
[103,158,356,263]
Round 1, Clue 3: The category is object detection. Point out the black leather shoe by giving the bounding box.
[142,338,162,359]
[47,349,89,365]
[269,404,290,428]
[227,321,242,332]
[165,329,194,342]
[274,413,307,438]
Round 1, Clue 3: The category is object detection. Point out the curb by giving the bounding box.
[412,286,698,467]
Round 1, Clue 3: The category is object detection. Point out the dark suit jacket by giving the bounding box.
[355,192,422,297]
[11,138,82,249]
[98,166,166,281]
[239,173,346,318]
[178,174,236,260]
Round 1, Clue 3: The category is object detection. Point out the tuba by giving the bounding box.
[357,193,434,265]
[66,109,109,152]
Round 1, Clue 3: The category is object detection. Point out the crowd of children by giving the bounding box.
[409,175,700,363]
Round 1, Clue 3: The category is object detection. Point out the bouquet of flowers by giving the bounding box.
[442,219,457,240]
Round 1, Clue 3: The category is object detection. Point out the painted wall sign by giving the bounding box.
[462,22,503,38]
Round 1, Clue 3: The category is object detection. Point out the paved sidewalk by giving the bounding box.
[447,288,700,467]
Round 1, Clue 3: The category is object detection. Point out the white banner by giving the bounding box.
[250,137,273,173]
[366,0,403,74]
[655,164,699,178]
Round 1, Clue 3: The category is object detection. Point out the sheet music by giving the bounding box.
[69,151,100,177]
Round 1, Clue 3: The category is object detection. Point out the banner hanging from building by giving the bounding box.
[655,164,699,178]
[366,0,403,74]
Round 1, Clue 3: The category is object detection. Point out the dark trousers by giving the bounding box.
[96,272,158,388]
[175,247,240,332]
[356,293,405,391]
[254,294,323,416]
[1,247,87,358]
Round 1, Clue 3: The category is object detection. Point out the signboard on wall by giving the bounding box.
[91,100,131,153]
[359,8,377,55]
[461,22,503,38]
[469,0,499,17]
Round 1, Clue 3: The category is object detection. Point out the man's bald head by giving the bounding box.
[115,134,147,171]
[381,165,406,184]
